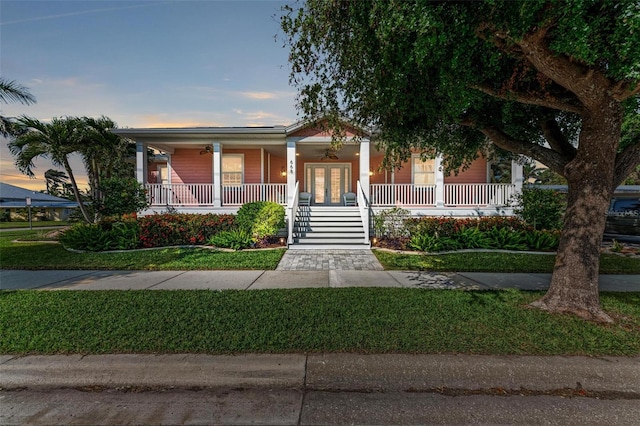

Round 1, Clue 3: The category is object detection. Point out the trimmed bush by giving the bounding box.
[235,202,285,240]
[138,213,235,248]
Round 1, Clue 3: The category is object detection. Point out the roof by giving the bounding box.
[0,182,78,208]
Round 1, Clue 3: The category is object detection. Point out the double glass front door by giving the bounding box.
[305,164,351,205]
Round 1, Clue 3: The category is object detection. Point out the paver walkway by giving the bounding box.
[276,249,384,271]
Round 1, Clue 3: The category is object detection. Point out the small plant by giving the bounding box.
[374,207,410,239]
[611,239,624,253]
[485,227,528,251]
[209,229,254,250]
[523,230,560,251]
[454,226,492,249]
[409,233,460,252]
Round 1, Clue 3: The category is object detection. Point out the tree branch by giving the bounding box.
[540,118,577,157]
[474,124,571,175]
[612,80,640,101]
[613,142,640,188]
[471,83,584,114]
[512,25,611,108]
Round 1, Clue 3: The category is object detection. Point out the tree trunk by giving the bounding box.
[530,102,623,323]
[63,158,93,224]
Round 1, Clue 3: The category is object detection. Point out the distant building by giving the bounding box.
[0,182,78,221]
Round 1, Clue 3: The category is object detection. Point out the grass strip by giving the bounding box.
[0,231,285,270]
[373,250,640,274]
[1,289,638,355]
[0,221,69,229]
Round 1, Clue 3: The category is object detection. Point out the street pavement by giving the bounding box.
[1,353,639,425]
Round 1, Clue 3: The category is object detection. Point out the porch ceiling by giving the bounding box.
[147,140,381,160]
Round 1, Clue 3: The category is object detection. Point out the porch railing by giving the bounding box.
[145,183,287,206]
[369,183,515,207]
[223,184,287,205]
[370,184,436,206]
[444,183,515,206]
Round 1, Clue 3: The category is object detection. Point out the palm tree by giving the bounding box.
[8,116,93,222]
[0,77,36,137]
[44,169,69,196]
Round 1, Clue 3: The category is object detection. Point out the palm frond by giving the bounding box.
[0,78,36,105]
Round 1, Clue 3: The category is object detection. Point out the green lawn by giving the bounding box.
[373,250,640,274]
[0,231,285,270]
[1,288,638,355]
[0,221,69,229]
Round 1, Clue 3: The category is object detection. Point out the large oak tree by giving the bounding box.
[282,0,640,322]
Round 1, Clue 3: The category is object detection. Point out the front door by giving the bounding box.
[305,163,351,205]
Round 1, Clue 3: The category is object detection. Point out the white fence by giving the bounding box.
[369,183,515,207]
[444,184,515,206]
[145,184,287,206]
[370,184,436,206]
[223,184,287,205]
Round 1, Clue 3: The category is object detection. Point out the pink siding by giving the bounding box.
[393,163,413,184]
[385,155,488,184]
[269,154,287,183]
[171,149,212,184]
[444,156,488,184]
[369,156,387,184]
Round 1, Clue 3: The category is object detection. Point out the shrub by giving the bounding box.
[208,229,254,250]
[138,213,235,248]
[523,229,560,251]
[60,221,139,251]
[0,210,10,222]
[513,188,565,230]
[235,202,285,240]
[409,234,460,252]
[95,177,149,219]
[373,207,410,238]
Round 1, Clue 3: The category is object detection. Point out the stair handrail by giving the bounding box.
[286,181,300,245]
[356,180,370,244]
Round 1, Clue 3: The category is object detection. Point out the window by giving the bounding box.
[412,155,435,185]
[222,154,243,185]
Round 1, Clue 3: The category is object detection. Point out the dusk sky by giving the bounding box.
[1,0,297,190]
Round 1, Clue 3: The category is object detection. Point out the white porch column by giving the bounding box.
[434,154,445,207]
[212,142,222,207]
[359,137,370,198]
[135,141,148,184]
[511,160,524,193]
[286,140,297,204]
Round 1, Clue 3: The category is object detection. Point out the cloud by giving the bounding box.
[232,109,293,126]
[238,90,295,100]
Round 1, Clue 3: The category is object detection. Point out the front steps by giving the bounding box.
[291,206,370,249]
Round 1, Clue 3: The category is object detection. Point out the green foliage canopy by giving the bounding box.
[282,0,640,180]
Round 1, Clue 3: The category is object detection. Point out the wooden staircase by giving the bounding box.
[291,206,370,249]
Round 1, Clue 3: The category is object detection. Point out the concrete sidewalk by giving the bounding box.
[2,353,639,425]
[1,268,639,291]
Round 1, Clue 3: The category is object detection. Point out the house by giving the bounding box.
[113,120,523,248]
[0,182,78,221]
